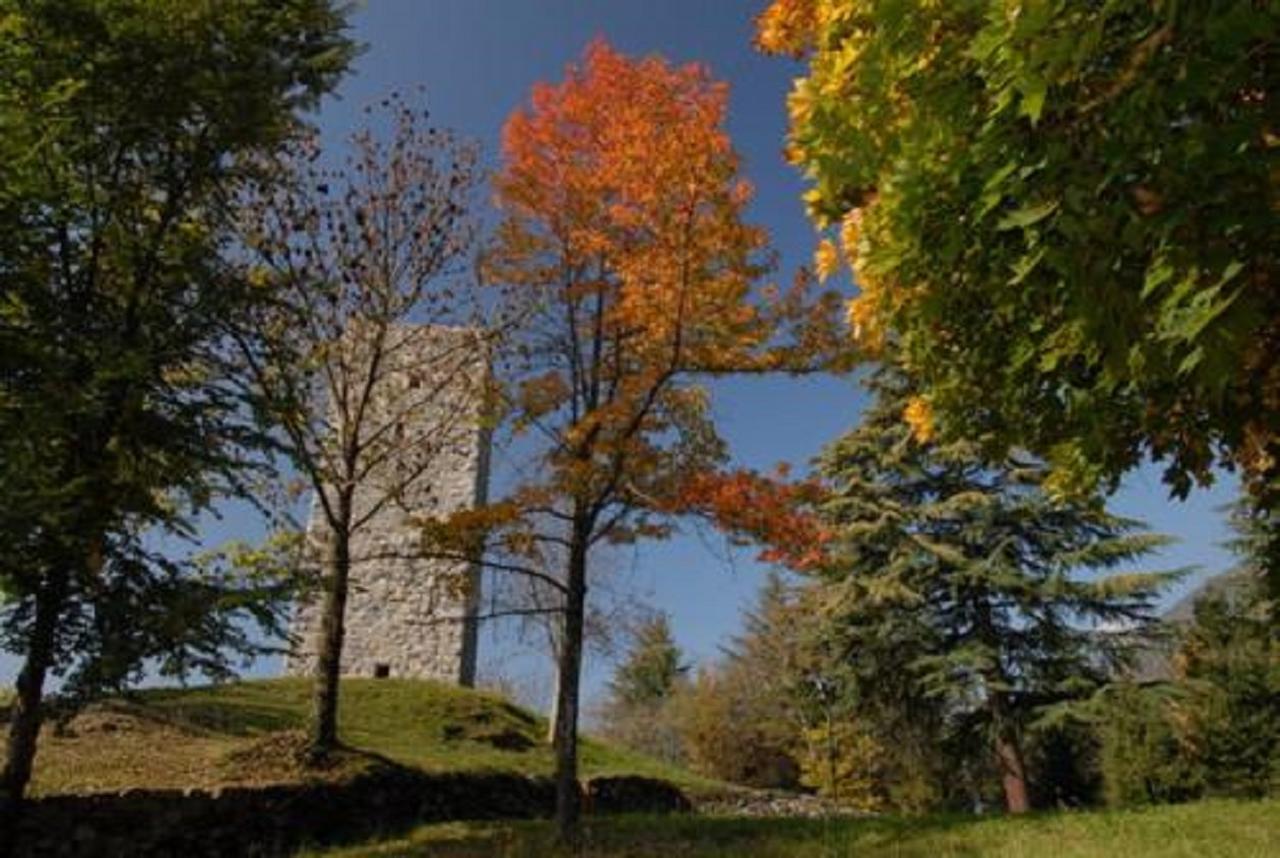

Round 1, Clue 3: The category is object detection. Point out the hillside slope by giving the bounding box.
[9,678,718,798]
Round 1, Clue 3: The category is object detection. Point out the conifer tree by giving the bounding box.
[815,370,1175,813]
[596,612,688,763]
[607,613,688,708]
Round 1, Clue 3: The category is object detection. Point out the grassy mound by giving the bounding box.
[306,797,1280,858]
[14,678,718,797]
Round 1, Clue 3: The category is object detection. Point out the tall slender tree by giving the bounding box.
[423,40,841,842]
[814,370,1176,813]
[0,0,354,836]
[235,94,486,760]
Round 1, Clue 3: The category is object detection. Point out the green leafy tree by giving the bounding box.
[1095,681,1203,807]
[0,0,353,832]
[814,369,1175,812]
[1175,592,1280,798]
[756,0,1279,539]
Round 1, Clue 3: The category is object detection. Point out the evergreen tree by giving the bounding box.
[814,370,1175,813]
[672,573,810,788]
[607,613,688,708]
[1176,592,1280,798]
[596,613,687,764]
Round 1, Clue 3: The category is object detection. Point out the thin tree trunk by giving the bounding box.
[0,568,70,852]
[309,492,354,759]
[546,652,561,746]
[552,525,588,845]
[975,599,1030,815]
[990,694,1030,814]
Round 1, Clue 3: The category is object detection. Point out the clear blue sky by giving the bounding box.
[0,0,1242,708]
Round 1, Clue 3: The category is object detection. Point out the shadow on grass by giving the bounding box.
[19,750,563,858]
[113,688,305,737]
[315,809,1023,858]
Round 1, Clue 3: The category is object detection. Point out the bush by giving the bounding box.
[796,720,884,811]
[1097,683,1203,807]
[675,668,800,789]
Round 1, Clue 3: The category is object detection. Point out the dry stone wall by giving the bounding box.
[14,773,691,857]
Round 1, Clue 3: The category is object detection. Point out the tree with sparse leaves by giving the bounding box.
[0,0,354,836]
[235,94,486,761]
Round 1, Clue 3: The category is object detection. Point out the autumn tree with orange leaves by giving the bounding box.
[422,40,842,842]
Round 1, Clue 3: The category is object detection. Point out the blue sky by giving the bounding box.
[0,0,1243,707]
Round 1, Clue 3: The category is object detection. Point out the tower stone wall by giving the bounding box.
[284,324,489,685]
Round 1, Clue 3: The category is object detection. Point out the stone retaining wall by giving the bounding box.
[13,768,689,857]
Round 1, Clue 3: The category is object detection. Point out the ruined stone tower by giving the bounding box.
[284,325,489,685]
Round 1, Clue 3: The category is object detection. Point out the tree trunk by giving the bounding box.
[309,493,353,759]
[990,693,1030,814]
[552,527,588,845]
[0,569,70,852]
[546,654,561,746]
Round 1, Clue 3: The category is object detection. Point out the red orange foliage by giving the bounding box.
[674,468,832,572]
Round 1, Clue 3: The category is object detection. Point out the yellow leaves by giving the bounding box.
[419,501,522,555]
[839,208,862,258]
[753,0,817,57]
[813,238,840,282]
[246,266,272,289]
[903,395,935,444]
[787,78,817,131]
[797,720,886,810]
[845,295,874,344]
[515,371,570,423]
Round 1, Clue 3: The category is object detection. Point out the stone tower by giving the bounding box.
[284,325,489,685]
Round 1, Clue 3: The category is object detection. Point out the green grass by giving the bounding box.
[10,678,719,797]
[306,798,1280,858]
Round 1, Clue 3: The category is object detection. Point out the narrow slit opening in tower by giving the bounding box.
[374,663,390,679]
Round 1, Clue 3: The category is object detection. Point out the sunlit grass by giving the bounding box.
[6,678,719,797]
[306,798,1280,858]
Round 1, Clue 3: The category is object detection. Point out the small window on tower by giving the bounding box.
[374,663,390,679]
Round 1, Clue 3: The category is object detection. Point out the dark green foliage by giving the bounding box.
[607,614,688,708]
[812,369,1175,811]
[0,0,355,820]
[1096,683,1202,807]
[1025,720,1103,809]
[1098,587,1280,807]
[0,0,354,693]
[1179,594,1280,799]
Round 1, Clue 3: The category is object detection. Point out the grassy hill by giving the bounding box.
[12,678,719,798]
[308,798,1280,858]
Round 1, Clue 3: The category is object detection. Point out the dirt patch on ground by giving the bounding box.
[18,705,367,796]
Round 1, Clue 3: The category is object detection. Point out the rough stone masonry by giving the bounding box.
[284,324,490,685]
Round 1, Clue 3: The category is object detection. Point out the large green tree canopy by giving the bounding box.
[0,0,354,823]
[757,0,1278,504]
